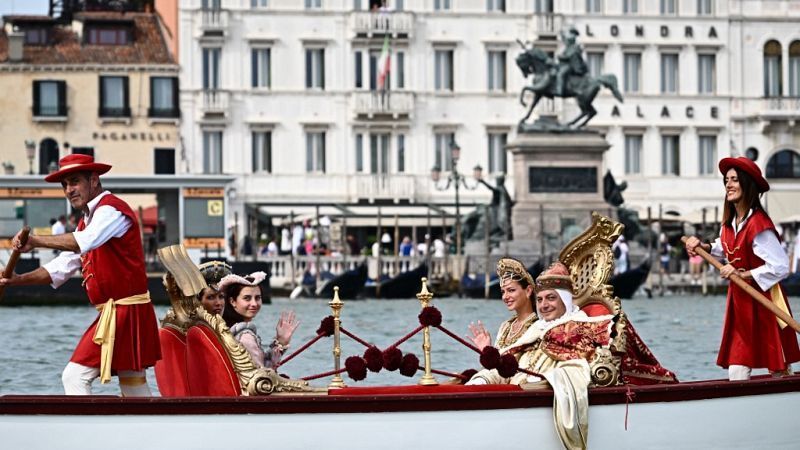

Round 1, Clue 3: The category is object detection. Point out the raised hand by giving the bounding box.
[275,310,299,347]
[468,320,491,351]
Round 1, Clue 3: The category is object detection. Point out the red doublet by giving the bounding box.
[70,194,161,372]
[717,210,800,371]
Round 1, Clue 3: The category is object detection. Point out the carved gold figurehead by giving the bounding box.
[156,245,317,396]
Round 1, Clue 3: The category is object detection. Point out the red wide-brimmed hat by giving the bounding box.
[44,154,112,183]
[718,156,769,193]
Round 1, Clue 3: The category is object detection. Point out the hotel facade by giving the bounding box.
[173,0,799,252]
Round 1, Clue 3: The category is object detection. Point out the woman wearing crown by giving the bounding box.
[467,257,538,358]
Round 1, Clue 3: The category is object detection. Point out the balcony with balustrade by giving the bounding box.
[350,11,413,39]
[760,97,800,122]
[198,8,229,38]
[530,13,563,41]
[200,90,230,117]
[351,91,414,119]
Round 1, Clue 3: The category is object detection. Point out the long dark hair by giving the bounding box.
[721,167,763,228]
[221,277,263,328]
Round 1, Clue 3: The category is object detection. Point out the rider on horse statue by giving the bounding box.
[554,26,588,97]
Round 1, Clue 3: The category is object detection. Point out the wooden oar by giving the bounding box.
[0,226,31,301]
[681,235,800,334]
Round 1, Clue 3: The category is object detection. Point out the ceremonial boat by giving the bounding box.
[2,214,799,450]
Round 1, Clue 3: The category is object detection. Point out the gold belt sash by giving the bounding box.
[770,285,791,330]
[93,292,151,384]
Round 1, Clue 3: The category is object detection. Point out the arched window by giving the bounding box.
[38,138,59,175]
[766,149,800,178]
[764,40,783,97]
[789,41,800,97]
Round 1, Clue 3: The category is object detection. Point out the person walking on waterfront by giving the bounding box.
[0,154,161,396]
[685,156,800,380]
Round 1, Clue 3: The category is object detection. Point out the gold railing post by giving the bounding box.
[328,286,346,389]
[416,277,438,386]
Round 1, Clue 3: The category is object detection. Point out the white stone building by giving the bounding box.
[178,0,800,252]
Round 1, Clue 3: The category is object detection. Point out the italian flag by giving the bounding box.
[377,34,391,91]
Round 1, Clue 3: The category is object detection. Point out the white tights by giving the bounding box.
[62,362,152,396]
[728,364,751,381]
[728,364,793,381]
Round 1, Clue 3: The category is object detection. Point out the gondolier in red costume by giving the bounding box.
[0,154,160,395]
[686,156,800,380]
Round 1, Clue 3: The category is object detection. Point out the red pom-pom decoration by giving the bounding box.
[363,346,383,373]
[345,356,367,381]
[479,346,501,370]
[418,306,442,327]
[316,316,335,337]
[382,346,403,371]
[460,369,478,383]
[399,353,419,377]
[497,354,519,378]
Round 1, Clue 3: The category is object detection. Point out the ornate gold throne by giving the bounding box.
[558,212,627,386]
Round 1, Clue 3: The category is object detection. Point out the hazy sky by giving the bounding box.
[0,0,50,16]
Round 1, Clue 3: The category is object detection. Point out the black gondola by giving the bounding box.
[362,263,428,299]
[461,260,544,299]
[609,260,651,299]
[315,263,369,300]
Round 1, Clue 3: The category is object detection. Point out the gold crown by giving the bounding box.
[496,257,534,286]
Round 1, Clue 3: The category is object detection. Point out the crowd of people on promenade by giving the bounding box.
[252,225,457,260]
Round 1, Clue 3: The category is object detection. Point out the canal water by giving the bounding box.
[0,294,796,395]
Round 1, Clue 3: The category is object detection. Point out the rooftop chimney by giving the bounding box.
[8,32,24,62]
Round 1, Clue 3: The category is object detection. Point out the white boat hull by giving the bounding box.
[2,377,799,449]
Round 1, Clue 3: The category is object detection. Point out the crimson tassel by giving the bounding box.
[399,353,419,377]
[316,316,335,337]
[382,346,403,371]
[363,346,383,373]
[345,356,368,381]
[479,346,501,370]
[418,306,442,327]
[497,354,519,378]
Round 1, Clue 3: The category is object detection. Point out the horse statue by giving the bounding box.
[515,42,623,130]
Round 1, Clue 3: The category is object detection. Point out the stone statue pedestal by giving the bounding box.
[506,130,611,255]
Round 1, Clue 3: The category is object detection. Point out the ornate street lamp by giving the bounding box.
[24,140,36,175]
[429,139,482,260]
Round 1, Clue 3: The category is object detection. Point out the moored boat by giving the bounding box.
[362,263,428,299]
[609,260,651,299]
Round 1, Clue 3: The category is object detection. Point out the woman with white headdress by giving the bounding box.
[218,272,299,369]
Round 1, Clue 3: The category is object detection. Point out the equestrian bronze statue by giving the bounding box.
[516,27,623,130]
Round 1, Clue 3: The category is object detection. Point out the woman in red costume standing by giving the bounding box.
[686,157,800,380]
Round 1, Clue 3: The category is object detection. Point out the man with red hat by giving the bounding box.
[0,154,161,395]
[686,156,800,380]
